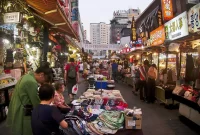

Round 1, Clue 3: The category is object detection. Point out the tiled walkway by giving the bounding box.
[0,80,199,135]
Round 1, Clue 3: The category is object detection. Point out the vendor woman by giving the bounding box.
[54,82,71,114]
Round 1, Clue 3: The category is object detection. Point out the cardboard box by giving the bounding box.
[125,114,142,129]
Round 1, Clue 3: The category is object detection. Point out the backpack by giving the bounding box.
[68,64,77,79]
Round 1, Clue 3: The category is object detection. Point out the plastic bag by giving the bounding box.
[72,84,78,94]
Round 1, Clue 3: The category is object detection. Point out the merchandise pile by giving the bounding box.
[173,85,200,105]
[72,89,128,110]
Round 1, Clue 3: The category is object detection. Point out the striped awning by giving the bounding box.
[26,0,79,40]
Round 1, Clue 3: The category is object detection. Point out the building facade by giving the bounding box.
[90,22,111,45]
[110,8,141,44]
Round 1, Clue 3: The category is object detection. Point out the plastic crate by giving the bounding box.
[95,81,108,89]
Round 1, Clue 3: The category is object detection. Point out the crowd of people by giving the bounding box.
[6,58,80,135]
[5,57,158,135]
[131,60,158,103]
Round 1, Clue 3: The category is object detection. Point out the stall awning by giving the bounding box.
[26,0,79,40]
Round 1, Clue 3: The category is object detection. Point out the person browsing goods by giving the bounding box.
[64,58,79,102]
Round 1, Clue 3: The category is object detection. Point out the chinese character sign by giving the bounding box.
[164,11,189,40]
[150,25,165,46]
[161,0,174,21]
[131,16,137,42]
[188,3,200,33]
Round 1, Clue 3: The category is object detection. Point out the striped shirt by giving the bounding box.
[138,66,147,81]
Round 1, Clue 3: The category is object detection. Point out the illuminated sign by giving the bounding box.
[131,16,137,41]
[188,3,200,33]
[161,0,174,21]
[4,12,21,23]
[164,11,189,40]
[150,25,165,46]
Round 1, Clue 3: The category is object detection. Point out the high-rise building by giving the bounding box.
[90,22,111,45]
[83,30,87,42]
[110,8,140,44]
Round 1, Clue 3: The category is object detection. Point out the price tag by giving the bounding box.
[128,120,136,126]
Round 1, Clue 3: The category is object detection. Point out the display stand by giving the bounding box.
[0,74,17,122]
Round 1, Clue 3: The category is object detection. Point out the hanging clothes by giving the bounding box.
[185,54,194,83]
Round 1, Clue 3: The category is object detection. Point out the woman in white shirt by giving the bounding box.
[79,62,83,74]
[147,64,157,103]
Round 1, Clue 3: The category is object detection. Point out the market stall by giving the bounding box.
[68,89,143,135]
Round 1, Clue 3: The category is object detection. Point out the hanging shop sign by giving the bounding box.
[188,3,200,33]
[3,12,21,23]
[71,0,79,34]
[83,44,121,51]
[157,10,163,26]
[131,16,137,42]
[164,11,189,40]
[187,0,199,4]
[150,25,165,46]
[161,0,174,21]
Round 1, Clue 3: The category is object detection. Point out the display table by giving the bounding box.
[155,85,176,105]
[70,89,142,135]
[172,94,200,126]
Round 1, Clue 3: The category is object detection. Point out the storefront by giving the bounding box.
[0,0,81,122]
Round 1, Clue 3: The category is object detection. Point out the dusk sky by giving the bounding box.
[79,0,153,41]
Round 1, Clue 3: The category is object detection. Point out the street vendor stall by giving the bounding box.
[67,89,143,135]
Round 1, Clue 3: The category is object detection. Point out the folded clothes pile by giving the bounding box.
[87,111,125,135]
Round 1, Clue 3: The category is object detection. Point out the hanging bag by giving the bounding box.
[72,84,78,95]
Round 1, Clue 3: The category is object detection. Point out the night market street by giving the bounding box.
[1,79,198,135]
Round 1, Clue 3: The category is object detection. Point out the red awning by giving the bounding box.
[26,0,79,40]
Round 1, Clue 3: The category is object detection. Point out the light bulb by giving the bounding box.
[26,44,30,48]
[32,47,36,51]
[3,39,10,44]
[49,42,52,46]
[29,56,34,60]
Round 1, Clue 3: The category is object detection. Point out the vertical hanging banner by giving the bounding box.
[188,3,200,33]
[157,9,163,26]
[161,0,174,21]
[131,16,137,43]
[71,0,79,34]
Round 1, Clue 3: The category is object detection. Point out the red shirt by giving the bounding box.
[65,63,79,72]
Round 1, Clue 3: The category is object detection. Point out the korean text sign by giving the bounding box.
[188,3,200,33]
[164,11,189,40]
[150,25,165,46]
[161,0,174,21]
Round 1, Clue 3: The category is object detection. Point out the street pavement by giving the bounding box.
[0,79,199,135]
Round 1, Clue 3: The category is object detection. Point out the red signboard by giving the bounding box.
[161,0,174,21]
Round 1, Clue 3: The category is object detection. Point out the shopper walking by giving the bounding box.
[138,60,150,101]
[7,65,53,135]
[107,61,112,80]
[147,64,158,103]
[64,58,79,102]
[112,60,118,82]
[131,60,140,95]
[31,84,68,135]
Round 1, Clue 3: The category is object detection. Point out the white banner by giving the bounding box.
[83,44,121,51]
[164,11,189,40]
[4,12,21,23]
[188,3,200,33]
